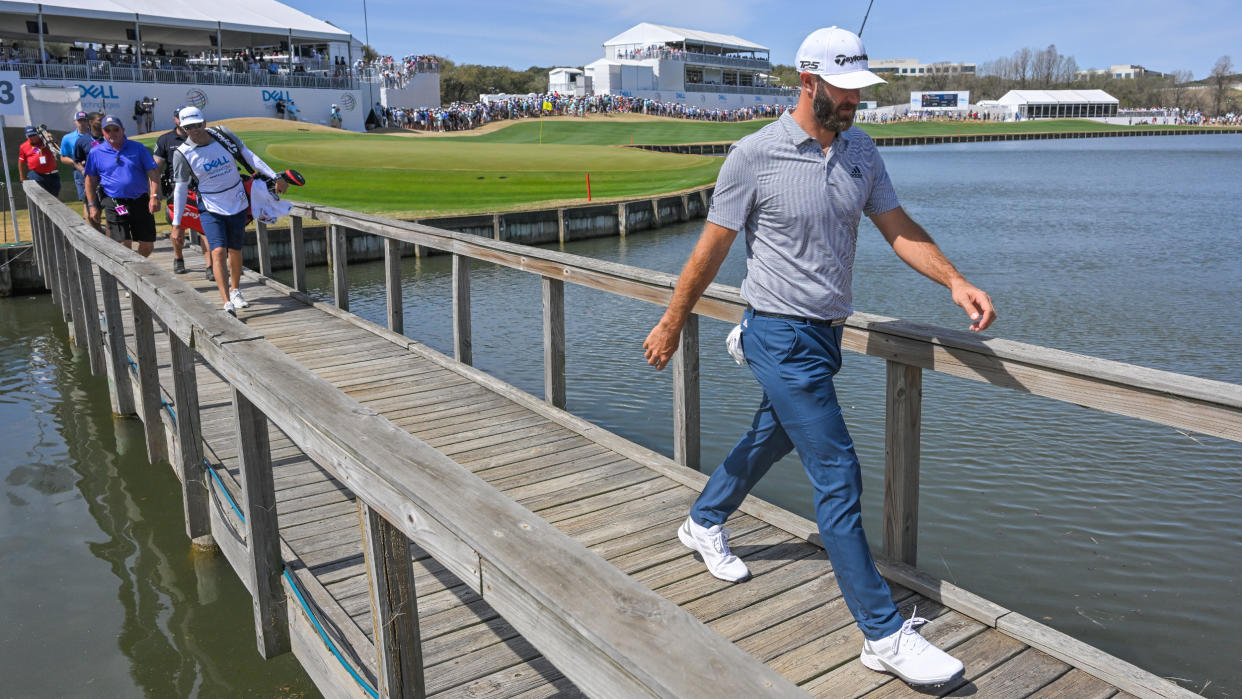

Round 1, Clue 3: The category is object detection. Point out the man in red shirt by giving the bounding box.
[18,126,61,197]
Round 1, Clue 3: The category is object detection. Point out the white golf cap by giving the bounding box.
[178,106,205,125]
[795,26,886,90]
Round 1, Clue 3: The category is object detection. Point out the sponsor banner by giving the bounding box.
[24,78,366,131]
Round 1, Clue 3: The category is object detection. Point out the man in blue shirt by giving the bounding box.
[58,111,90,202]
[84,115,160,257]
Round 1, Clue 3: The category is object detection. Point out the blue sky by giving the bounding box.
[300,0,1238,79]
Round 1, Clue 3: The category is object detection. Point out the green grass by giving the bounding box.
[132,117,1220,216]
[139,128,723,216]
[455,118,776,145]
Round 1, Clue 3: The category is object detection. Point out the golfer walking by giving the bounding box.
[643,27,995,687]
[169,106,284,315]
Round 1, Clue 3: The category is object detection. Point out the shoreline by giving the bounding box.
[629,125,1242,153]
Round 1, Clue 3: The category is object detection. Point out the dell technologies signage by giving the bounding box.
[910,91,970,110]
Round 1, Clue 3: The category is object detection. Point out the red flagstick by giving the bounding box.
[586,173,592,201]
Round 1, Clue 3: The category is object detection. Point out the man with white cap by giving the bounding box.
[169,106,285,315]
[643,26,994,687]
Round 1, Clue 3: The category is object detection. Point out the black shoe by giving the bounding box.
[205,267,214,281]
[173,258,186,274]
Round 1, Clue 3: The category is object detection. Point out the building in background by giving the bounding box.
[1077,64,1165,80]
[871,58,977,77]
[583,23,799,109]
[548,68,591,97]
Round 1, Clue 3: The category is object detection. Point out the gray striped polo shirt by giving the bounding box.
[708,112,899,321]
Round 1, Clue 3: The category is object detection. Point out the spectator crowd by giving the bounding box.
[372,92,792,133]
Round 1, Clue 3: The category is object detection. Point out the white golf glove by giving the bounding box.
[726,322,745,366]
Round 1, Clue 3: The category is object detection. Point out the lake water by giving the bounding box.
[2,134,1239,696]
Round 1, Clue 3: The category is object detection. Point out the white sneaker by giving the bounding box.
[859,609,965,686]
[223,301,237,316]
[229,287,249,308]
[677,516,751,583]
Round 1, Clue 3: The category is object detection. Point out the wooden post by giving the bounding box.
[170,333,212,543]
[883,360,922,566]
[679,194,690,222]
[673,314,700,470]
[557,208,566,245]
[651,198,661,228]
[360,502,426,699]
[74,252,106,376]
[233,387,290,658]
[61,234,89,352]
[131,296,169,464]
[492,213,501,241]
[98,270,136,416]
[290,216,307,292]
[542,277,566,409]
[617,202,627,237]
[384,237,403,335]
[52,214,72,319]
[330,225,349,311]
[255,220,272,277]
[29,205,47,283]
[452,254,471,365]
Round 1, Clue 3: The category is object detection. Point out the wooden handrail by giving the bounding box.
[27,182,807,697]
[289,201,1242,444]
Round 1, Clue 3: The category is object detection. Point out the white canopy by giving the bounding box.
[997,89,1118,105]
[0,0,352,46]
[603,23,766,52]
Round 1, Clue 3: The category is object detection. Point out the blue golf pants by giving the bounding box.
[689,308,903,641]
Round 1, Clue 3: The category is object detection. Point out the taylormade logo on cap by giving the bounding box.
[796,26,886,90]
[178,106,205,125]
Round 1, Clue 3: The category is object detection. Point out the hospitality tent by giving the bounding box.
[997,89,1119,119]
[0,0,352,50]
[603,23,768,59]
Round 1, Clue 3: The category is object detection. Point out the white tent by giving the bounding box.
[997,90,1119,119]
[0,0,352,48]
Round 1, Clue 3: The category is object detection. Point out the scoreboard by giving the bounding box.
[910,91,970,110]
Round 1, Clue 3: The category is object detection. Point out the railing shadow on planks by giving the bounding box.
[26,180,1238,698]
[22,183,807,697]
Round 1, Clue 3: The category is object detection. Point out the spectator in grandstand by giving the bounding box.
[170,106,285,315]
[83,115,160,257]
[18,126,61,197]
[59,110,91,202]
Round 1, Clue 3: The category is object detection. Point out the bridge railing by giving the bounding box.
[24,182,805,697]
[284,200,1242,573]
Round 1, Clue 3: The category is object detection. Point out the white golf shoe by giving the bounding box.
[229,287,250,309]
[859,609,965,686]
[677,516,751,583]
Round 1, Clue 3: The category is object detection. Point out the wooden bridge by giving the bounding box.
[24,180,1237,698]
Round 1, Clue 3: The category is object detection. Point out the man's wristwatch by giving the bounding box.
[86,202,100,209]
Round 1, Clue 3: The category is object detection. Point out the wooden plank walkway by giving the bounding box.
[104,237,1183,698]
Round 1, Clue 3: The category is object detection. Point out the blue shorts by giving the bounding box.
[199,209,249,251]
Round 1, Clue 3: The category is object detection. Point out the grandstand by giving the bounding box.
[0,0,439,130]
[584,23,799,109]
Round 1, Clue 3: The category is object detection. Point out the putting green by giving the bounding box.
[201,126,723,216]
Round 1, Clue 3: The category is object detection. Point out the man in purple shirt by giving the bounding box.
[84,115,160,257]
